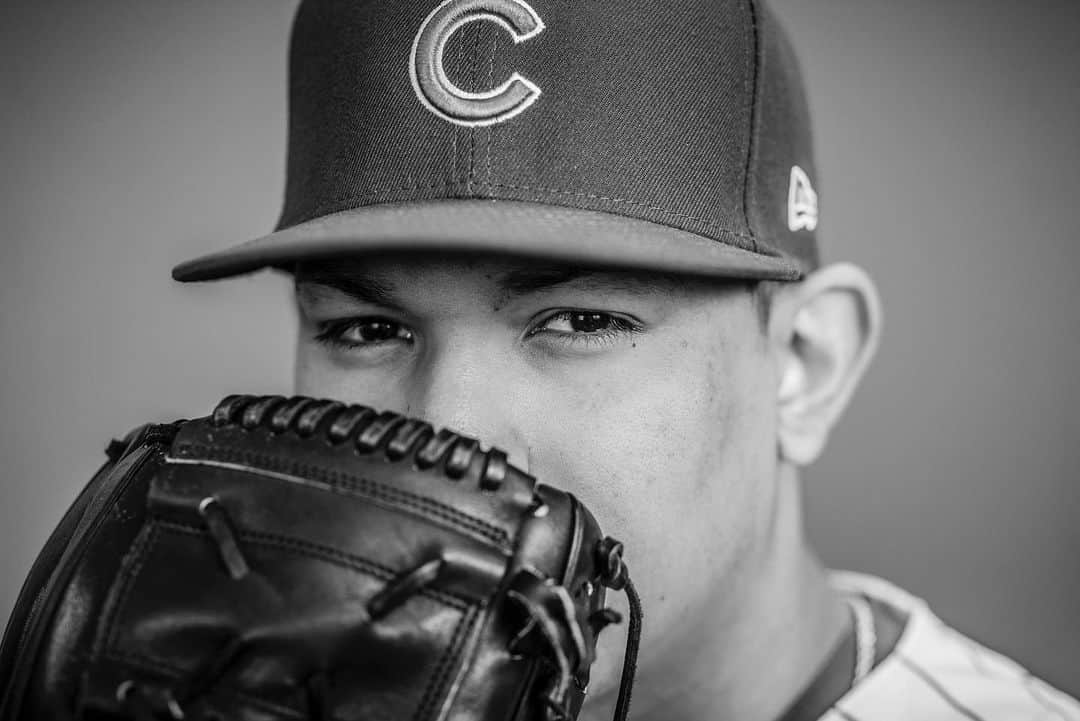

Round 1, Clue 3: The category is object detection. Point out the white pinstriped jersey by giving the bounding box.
[821,571,1079,721]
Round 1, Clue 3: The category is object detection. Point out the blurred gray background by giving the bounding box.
[2,0,1077,694]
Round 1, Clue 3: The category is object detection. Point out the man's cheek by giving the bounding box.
[529,388,719,532]
[294,344,406,408]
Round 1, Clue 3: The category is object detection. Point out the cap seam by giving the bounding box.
[450,124,459,184]
[467,21,483,193]
[449,25,467,186]
[741,0,763,255]
[485,31,497,188]
[290,182,775,249]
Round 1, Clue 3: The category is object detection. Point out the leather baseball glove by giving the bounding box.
[0,394,641,721]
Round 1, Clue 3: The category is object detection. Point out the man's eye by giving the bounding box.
[313,317,414,349]
[529,311,642,344]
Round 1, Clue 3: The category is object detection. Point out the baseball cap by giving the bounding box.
[172,0,821,283]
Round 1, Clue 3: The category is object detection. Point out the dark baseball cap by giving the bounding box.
[172,0,821,283]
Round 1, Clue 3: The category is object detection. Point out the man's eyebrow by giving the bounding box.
[495,266,673,298]
[293,263,679,308]
[293,269,403,311]
[496,267,593,296]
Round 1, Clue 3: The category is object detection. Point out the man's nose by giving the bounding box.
[404,338,530,472]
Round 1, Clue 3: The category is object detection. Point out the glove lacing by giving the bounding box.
[595,538,642,721]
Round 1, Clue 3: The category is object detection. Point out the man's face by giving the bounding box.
[292,252,781,703]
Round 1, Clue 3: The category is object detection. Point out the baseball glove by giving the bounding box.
[0,394,641,721]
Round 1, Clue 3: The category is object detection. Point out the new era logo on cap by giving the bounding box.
[788,165,818,232]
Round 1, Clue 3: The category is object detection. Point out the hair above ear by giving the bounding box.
[768,263,883,467]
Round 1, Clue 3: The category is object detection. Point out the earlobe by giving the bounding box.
[771,263,883,466]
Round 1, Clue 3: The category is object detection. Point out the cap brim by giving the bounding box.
[172,199,803,282]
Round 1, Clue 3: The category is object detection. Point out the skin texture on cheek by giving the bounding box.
[570,303,777,705]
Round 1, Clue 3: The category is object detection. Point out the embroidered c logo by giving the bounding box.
[410,0,545,127]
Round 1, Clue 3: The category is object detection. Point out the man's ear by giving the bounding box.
[768,263,883,466]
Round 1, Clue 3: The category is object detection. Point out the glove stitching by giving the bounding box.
[102,653,305,719]
[413,605,481,721]
[100,523,161,659]
[102,650,181,681]
[174,443,512,549]
[155,520,475,610]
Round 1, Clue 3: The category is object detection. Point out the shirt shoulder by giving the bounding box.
[819,571,1080,721]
